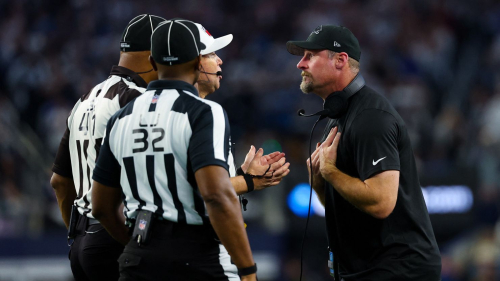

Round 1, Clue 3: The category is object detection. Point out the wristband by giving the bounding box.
[238,263,257,276]
[236,167,245,176]
[243,174,254,193]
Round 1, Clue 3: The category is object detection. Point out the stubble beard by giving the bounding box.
[300,76,314,94]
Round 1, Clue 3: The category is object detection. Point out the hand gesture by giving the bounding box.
[241,145,282,173]
[319,127,341,177]
[307,142,325,189]
[246,147,290,191]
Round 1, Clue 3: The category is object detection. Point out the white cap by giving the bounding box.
[174,20,233,55]
[195,23,233,54]
[155,18,233,64]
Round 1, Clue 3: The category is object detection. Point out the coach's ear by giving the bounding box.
[149,56,158,71]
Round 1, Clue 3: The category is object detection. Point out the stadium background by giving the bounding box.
[0,0,499,280]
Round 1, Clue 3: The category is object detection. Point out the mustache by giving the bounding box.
[301,72,312,77]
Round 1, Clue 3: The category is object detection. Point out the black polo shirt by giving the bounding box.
[320,85,441,280]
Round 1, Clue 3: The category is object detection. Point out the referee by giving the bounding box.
[287,25,441,280]
[190,19,291,193]
[50,14,165,281]
[92,19,258,281]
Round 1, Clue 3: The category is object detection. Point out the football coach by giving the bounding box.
[287,25,442,280]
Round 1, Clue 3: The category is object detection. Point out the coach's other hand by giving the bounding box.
[319,126,341,177]
[307,141,326,206]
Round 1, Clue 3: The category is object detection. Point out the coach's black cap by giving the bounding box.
[287,25,361,61]
[120,14,166,52]
[151,19,233,65]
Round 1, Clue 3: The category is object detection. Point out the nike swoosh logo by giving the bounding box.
[372,156,387,165]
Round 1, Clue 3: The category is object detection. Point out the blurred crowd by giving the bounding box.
[0,0,499,280]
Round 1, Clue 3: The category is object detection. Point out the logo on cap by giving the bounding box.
[163,56,179,62]
[121,42,131,48]
[203,27,212,37]
[312,25,322,35]
[333,41,341,47]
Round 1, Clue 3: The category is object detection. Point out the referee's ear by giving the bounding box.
[195,55,202,71]
[194,55,202,82]
[149,55,158,72]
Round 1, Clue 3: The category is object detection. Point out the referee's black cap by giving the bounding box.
[120,14,166,52]
[151,19,233,66]
[287,25,361,61]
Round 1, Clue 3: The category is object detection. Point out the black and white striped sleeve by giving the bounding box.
[188,104,231,173]
[92,112,121,188]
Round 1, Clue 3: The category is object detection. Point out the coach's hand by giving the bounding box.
[319,126,341,177]
[241,273,257,281]
[307,141,327,206]
[307,141,325,189]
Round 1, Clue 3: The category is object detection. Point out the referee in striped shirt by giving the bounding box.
[92,19,262,281]
[192,20,291,193]
[50,14,165,281]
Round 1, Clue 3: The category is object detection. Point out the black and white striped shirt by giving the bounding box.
[52,66,146,218]
[93,80,235,225]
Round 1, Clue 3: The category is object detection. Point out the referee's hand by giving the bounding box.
[246,147,286,177]
[241,145,284,173]
[253,156,290,190]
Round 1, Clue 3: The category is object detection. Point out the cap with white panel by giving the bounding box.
[151,18,233,65]
[193,22,233,55]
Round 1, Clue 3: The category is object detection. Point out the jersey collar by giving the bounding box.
[109,66,148,88]
[147,79,198,96]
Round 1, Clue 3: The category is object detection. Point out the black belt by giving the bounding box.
[131,218,218,241]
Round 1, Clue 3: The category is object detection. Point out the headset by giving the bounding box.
[297,73,365,281]
[298,73,365,120]
[196,64,223,89]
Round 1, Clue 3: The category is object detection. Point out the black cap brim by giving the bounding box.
[286,41,326,56]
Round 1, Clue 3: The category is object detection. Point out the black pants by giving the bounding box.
[69,214,124,281]
[118,219,239,281]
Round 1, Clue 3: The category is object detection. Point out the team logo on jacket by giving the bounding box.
[139,219,147,230]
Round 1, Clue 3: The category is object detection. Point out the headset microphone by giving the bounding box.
[200,70,222,76]
[297,109,330,120]
[199,65,222,84]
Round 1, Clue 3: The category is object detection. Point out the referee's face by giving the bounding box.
[297,49,335,95]
[199,52,223,95]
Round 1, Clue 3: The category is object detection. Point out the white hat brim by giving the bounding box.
[201,34,233,55]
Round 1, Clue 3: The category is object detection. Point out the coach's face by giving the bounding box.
[198,52,223,96]
[297,49,335,95]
